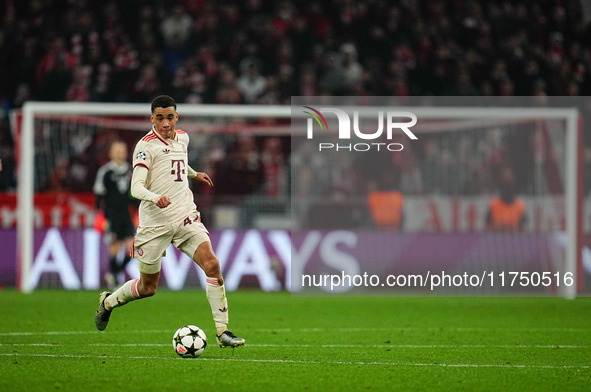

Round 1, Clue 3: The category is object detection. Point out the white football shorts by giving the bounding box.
[132,210,210,274]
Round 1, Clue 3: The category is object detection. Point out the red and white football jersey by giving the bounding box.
[132,127,196,227]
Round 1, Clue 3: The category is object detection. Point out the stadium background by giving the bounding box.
[0,2,591,392]
[0,0,590,292]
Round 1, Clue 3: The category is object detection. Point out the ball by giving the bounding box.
[172,325,207,358]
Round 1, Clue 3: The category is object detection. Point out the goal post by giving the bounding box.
[17,102,291,293]
[15,100,583,296]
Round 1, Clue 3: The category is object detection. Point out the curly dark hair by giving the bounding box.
[151,95,177,113]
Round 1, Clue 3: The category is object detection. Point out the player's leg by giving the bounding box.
[111,236,134,276]
[95,224,169,331]
[94,271,159,331]
[101,223,118,289]
[105,271,159,310]
[192,240,226,331]
[107,241,120,271]
[105,241,121,288]
[115,218,137,274]
[174,214,244,347]
[191,241,245,347]
[121,236,135,270]
[107,220,135,286]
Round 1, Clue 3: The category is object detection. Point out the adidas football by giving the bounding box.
[172,325,207,358]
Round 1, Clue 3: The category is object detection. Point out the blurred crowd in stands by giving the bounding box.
[0,0,590,197]
[2,0,590,106]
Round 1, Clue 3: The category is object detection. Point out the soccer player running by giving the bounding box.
[93,141,136,289]
[95,95,245,348]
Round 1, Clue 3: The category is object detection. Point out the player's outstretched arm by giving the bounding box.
[187,165,214,187]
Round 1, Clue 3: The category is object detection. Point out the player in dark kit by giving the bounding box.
[93,141,137,288]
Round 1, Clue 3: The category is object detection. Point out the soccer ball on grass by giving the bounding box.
[173,325,207,358]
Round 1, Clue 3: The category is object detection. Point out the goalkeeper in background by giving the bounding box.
[94,95,245,348]
[93,141,136,289]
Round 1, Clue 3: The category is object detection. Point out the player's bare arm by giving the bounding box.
[187,165,213,187]
[195,172,214,187]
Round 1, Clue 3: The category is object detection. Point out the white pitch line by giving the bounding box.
[78,343,591,349]
[1,343,588,349]
[1,326,589,336]
[256,327,591,333]
[0,330,170,336]
[0,353,589,369]
[247,344,591,349]
[0,343,59,347]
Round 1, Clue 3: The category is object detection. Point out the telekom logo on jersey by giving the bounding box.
[171,159,186,182]
[302,106,418,152]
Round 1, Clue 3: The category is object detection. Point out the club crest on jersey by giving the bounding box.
[137,248,144,256]
[136,151,147,160]
[182,146,187,154]
[163,149,170,154]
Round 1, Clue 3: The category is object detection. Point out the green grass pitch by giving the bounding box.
[0,290,590,391]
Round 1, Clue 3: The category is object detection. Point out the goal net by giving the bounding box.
[10,99,585,296]
[13,103,291,291]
